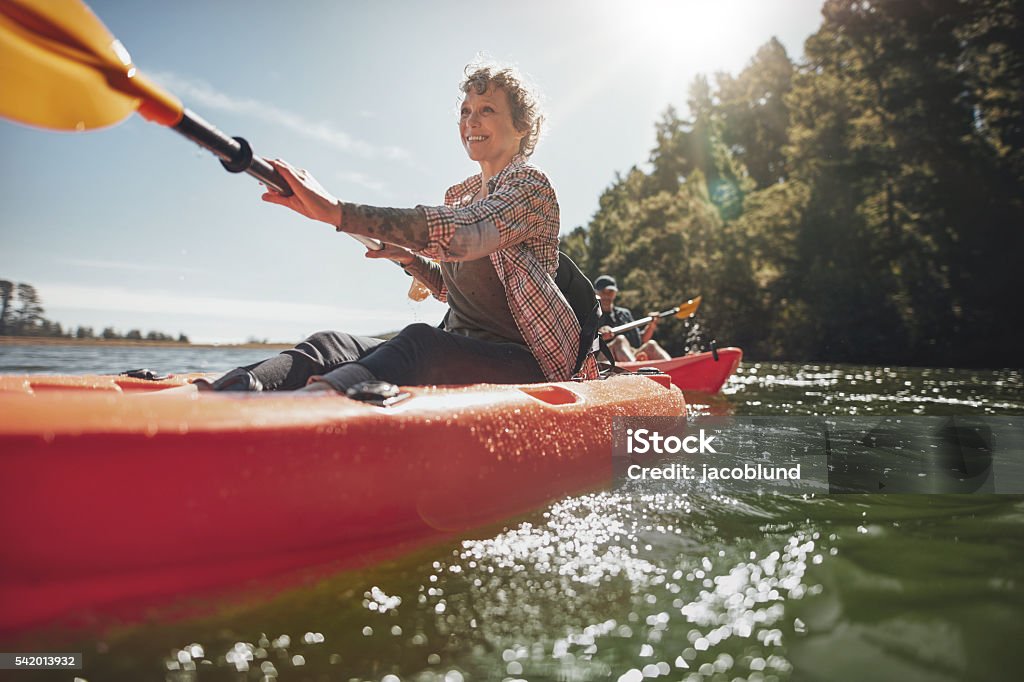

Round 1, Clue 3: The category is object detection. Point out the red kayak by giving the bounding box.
[621,347,743,393]
[0,372,684,633]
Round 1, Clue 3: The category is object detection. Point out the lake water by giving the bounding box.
[2,343,1022,682]
[0,343,279,375]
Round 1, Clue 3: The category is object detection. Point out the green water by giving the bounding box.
[10,363,1024,682]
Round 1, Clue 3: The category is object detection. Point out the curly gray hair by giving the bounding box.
[460,64,544,158]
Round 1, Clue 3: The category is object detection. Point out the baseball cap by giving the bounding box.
[593,275,618,291]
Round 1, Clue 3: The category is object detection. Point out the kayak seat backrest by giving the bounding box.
[554,252,602,374]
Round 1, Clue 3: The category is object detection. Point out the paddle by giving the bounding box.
[607,296,702,337]
[0,0,384,251]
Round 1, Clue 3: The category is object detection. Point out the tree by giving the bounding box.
[0,280,12,335]
[717,37,795,189]
[781,0,1023,364]
[731,180,811,358]
[13,283,45,335]
[647,78,755,221]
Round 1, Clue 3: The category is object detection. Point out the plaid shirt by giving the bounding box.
[410,157,599,381]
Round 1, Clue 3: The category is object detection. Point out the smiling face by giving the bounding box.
[459,85,527,177]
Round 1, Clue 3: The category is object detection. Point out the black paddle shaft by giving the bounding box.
[173,108,293,196]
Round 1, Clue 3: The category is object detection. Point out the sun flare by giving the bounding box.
[603,0,756,70]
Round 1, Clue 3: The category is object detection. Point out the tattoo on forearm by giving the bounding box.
[339,204,429,250]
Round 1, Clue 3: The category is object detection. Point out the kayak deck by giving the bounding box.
[0,373,684,633]
[621,347,743,393]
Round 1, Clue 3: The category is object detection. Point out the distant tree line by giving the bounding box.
[0,279,189,343]
[563,0,1021,367]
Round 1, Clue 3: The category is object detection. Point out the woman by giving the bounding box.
[201,65,598,394]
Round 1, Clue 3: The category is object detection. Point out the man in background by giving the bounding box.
[594,275,671,362]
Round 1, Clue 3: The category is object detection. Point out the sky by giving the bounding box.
[0,0,825,343]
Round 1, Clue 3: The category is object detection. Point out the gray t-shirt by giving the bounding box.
[441,257,525,345]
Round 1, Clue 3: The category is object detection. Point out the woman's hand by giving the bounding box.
[598,325,614,342]
[262,158,340,226]
[299,379,338,393]
[364,243,416,266]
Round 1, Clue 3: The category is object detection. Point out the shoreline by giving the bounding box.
[0,336,293,350]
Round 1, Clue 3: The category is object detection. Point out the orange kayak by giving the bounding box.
[621,347,743,393]
[0,372,684,632]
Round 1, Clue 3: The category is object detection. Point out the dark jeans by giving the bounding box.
[245,323,545,392]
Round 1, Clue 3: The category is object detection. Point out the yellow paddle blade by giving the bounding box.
[674,295,702,318]
[0,0,182,131]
